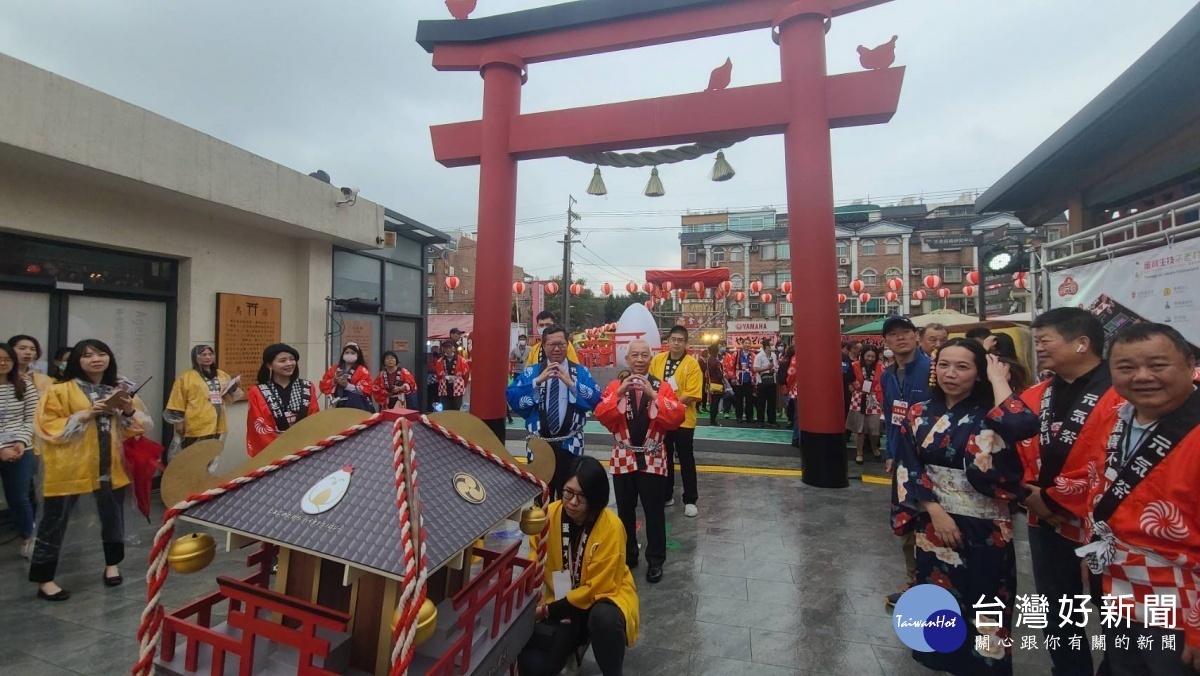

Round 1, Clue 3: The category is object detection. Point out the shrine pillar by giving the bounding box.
[777,1,848,487]
[473,54,524,439]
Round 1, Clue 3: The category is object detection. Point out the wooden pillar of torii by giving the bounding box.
[417,0,905,487]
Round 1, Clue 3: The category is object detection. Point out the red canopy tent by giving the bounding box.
[427,314,474,339]
[645,268,731,288]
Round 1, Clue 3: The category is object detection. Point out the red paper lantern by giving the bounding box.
[912,289,927,301]
[749,280,764,294]
[1012,271,1028,281]
[884,291,898,303]
[785,292,793,304]
[676,289,689,300]
[444,276,460,291]
[779,281,792,294]
[715,290,726,300]
[962,285,976,297]
[837,293,848,304]
[923,275,942,289]
[1014,277,1030,290]
[644,300,655,309]
[512,281,526,294]
[718,280,732,294]
[600,282,613,296]
[626,281,638,294]
[661,281,675,292]
[544,281,559,295]
[733,291,746,302]
[692,281,705,295]
[885,278,902,293]
[642,281,656,294]
[936,287,951,299]
[966,270,980,285]
[858,292,871,304]
[760,293,773,303]
[570,283,585,296]
[849,279,865,294]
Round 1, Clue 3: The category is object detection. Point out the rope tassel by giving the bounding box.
[644,167,665,197]
[586,166,607,196]
[709,151,735,182]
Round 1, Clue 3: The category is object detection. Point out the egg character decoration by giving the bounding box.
[301,464,355,515]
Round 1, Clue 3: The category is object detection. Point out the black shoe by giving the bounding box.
[103,573,123,587]
[37,587,70,601]
[627,559,639,570]
[791,439,800,448]
[712,421,721,427]
[646,566,663,584]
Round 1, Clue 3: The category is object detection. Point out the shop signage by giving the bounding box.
[727,320,780,332]
[216,293,282,391]
[923,234,977,250]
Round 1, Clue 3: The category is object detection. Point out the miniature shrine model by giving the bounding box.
[136,409,554,676]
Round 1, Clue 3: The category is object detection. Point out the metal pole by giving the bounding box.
[559,195,579,328]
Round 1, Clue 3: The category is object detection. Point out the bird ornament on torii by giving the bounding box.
[417,0,906,488]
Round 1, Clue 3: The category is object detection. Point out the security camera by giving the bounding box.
[337,186,359,206]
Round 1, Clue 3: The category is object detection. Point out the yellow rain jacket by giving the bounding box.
[35,380,150,497]
[166,369,236,437]
[536,501,639,646]
[649,352,704,429]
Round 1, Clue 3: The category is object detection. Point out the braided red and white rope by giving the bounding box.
[389,417,428,675]
[132,415,383,676]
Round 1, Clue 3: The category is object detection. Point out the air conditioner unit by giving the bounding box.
[781,317,794,326]
[838,257,850,265]
[749,245,760,252]
[909,268,922,276]
[750,303,761,310]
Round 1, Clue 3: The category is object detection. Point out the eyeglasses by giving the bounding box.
[562,487,588,505]
[544,342,569,350]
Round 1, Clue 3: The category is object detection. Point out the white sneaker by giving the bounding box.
[684,504,699,518]
[664,498,675,507]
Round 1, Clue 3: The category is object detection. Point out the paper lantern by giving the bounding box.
[661,281,675,292]
[715,290,726,300]
[644,300,655,309]
[966,270,980,285]
[962,285,976,297]
[600,282,613,296]
[858,292,871,304]
[779,281,792,294]
[642,282,656,294]
[733,291,746,302]
[749,280,763,294]
[886,278,903,292]
[1014,277,1030,290]
[760,293,772,303]
[570,283,585,296]
[785,292,793,303]
[444,276,460,291]
[849,279,865,294]
[512,281,526,294]
[923,275,942,289]
[912,289,927,301]
[936,287,951,299]
[676,289,689,300]
[544,281,559,295]
[718,280,732,294]
[884,291,898,303]
[837,293,847,304]
[1012,271,1028,281]
[626,281,638,294]
[692,281,705,295]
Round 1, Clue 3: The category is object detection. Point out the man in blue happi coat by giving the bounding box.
[506,324,601,499]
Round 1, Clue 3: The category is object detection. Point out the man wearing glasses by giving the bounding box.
[508,325,602,499]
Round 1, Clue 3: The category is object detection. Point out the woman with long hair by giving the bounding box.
[0,343,38,558]
[891,338,1038,674]
[32,339,153,600]
[245,343,321,458]
[846,345,884,464]
[48,347,73,382]
[518,456,638,676]
[8,334,53,395]
[164,345,242,450]
[372,350,417,410]
[319,343,375,412]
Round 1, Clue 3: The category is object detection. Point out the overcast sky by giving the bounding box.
[1,0,1195,283]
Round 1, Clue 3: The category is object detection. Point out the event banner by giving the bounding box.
[1048,237,1200,349]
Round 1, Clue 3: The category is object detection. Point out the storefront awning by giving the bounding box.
[427,314,473,339]
[645,268,731,288]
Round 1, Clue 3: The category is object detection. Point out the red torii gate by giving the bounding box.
[417,0,905,487]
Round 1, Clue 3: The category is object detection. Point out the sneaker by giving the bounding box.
[885,585,912,609]
[664,498,675,507]
[684,504,699,518]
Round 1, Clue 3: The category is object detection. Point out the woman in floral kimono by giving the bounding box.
[891,338,1038,675]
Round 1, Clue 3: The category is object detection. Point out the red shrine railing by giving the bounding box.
[158,543,351,676]
[427,542,540,675]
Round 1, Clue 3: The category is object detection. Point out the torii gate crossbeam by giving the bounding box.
[417,0,905,487]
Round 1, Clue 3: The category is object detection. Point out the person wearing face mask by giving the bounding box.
[319,343,375,412]
[164,345,243,451]
[511,334,531,378]
[246,343,321,457]
[48,347,73,382]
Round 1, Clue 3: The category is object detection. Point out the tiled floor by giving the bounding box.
[0,461,1081,675]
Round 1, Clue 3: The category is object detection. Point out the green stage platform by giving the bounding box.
[505,417,798,457]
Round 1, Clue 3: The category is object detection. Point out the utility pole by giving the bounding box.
[559,195,581,328]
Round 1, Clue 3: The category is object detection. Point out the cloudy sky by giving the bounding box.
[1,0,1195,283]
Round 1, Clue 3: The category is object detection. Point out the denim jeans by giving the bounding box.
[0,450,37,538]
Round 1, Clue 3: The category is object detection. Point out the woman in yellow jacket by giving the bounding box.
[164,345,242,450]
[32,339,152,601]
[519,456,637,676]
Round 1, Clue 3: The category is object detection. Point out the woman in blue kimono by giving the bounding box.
[891,338,1038,675]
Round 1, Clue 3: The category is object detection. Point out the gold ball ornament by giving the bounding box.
[391,598,438,647]
[167,532,217,574]
[519,506,548,536]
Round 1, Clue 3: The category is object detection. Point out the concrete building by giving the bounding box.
[0,53,444,461]
[427,233,530,323]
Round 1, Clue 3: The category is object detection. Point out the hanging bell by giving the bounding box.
[167,532,217,574]
[390,598,439,646]
[644,167,665,197]
[586,166,608,196]
[519,505,548,535]
[709,151,735,182]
